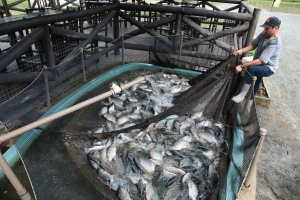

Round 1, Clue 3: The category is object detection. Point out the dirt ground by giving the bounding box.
[247,8,300,200]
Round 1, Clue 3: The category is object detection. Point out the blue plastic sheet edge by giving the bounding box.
[225,113,244,200]
[0,63,201,180]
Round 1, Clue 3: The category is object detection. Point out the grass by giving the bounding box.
[6,0,29,9]
[249,50,256,57]
[248,0,300,14]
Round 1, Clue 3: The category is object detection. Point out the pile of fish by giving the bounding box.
[85,72,225,200]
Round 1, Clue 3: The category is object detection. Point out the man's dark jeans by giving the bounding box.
[244,65,274,97]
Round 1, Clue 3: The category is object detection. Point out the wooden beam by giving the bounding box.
[0,4,117,35]
[223,4,241,12]
[88,29,145,61]
[183,23,249,47]
[241,1,254,14]
[182,16,233,52]
[0,71,54,85]
[5,0,26,7]
[122,43,227,61]
[50,26,114,43]
[118,10,173,47]
[118,4,252,22]
[205,2,221,11]
[65,0,80,7]
[0,27,44,72]
[58,0,78,9]
[0,6,26,12]
[144,15,176,29]
[181,49,227,61]
[58,10,117,66]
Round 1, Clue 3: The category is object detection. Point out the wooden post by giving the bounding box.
[270,0,275,11]
[122,34,124,65]
[1,0,11,16]
[175,14,182,35]
[0,152,32,200]
[42,25,55,69]
[113,0,120,55]
[177,31,184,67]
[243,8,261,57]
[80,48,86,83]
[244,128,267,187]
[43,65,51,107]
[27,0,32,9]
[233,33,238,50]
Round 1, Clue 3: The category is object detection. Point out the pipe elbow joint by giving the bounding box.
[109,82,121,95]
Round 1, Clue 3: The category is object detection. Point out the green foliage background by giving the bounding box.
[248,0,300,14]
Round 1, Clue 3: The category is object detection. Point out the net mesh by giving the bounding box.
[0,34,260,200]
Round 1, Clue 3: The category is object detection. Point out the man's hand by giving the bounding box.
[233,49,243,56]
[235,65,243,73]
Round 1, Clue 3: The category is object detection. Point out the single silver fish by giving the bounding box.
[127,172,147,184]
[164,166,186,176]
[198,127,218,145]
[117,133,135,143]
[103,113,117,123]
[97,168,113,184]
[127,96,139,102]
[108,104,115,113]
[99,106,108,116]
[149,149,164,161]
[169,139,190,151]
[84,145,106,154]
[118,186,132,200]
[139,157,156,174]
[163,179,181,200]
[145,182,159,200]
[140,110,154,119]
[109,96,124,106]
[118,93,127,101]
[128,113,142,120]
[94,126,104,134]
[107,143,117,161]
[100,147,108,163]
[188,180,198,200]
[117,115,130,125]
[105,122,114,132]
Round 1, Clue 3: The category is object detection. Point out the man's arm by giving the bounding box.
[235,58,263,72]
[243,59,263,69]
[233,44,257,56]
